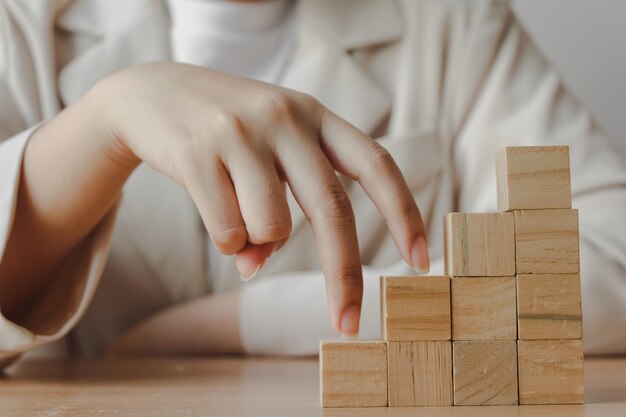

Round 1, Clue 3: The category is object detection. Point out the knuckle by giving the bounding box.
[247,220,292,244]
[318,188,354,224]
[297,93,321,112]
[262,90,297,121]
[297,93,324,125]
[333,266,363,290]
[215,110,258,149]
[366,142,396,171]
[399,201,421,223]
[211,224,248,254]
[214,110,246,138]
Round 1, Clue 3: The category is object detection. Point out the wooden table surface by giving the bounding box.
[1,356,625,416]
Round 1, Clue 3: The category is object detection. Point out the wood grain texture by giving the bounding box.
[320,341,388,407]
[387,341,453,407]
[381,276,451,341]
[2,356,625,416]
[496,146,572,211]
[444,213,515,277]
[518,339,585,404]
[514,209,580,274]
[517,274,582,339]
[453,341,518,406]
[451,277,517,340]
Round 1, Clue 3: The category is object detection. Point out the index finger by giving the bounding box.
[319,111,430,273]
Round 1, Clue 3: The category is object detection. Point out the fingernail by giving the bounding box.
[411,236,430,274]
[342,332,358,341]
[240,262,263,281]
[340,305,360,339]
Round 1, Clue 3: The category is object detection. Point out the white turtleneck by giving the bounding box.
[167,0,295,84]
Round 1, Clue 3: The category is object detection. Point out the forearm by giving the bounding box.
[0,85,138,317]
[107,292,243,356]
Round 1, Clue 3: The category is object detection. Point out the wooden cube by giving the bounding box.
[381,276,451,341]
[517,274,582,339]
[496,146,572,211]
[388,341,453,406]
[444,213,515,277]
[320,341,388,407]
[453,341,518,405]
[514,209,580,274]
[451,277,517,340]
[518,339,585,404]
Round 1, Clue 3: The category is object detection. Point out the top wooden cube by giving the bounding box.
[496,146,572,211]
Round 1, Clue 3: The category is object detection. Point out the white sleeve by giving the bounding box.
[239,256,445,356]
[0,1,123,366]
[0,127,120,366]
[447,5,626,354]
[0,128,36,358]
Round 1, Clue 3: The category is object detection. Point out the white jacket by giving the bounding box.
[1,0,626,365]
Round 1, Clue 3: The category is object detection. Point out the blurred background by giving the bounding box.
[513,0,626,153]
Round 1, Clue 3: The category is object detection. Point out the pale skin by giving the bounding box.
[0,62,430,355]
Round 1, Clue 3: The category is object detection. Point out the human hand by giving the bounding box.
[96,62,430,337]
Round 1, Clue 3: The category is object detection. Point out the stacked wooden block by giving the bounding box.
[497,146,584,405]
[444,210,519,405]
[320,146,584,408]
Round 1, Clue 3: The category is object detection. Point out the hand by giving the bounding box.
[97,62,430,337]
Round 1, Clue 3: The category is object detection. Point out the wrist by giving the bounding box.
[86,75,141,172]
